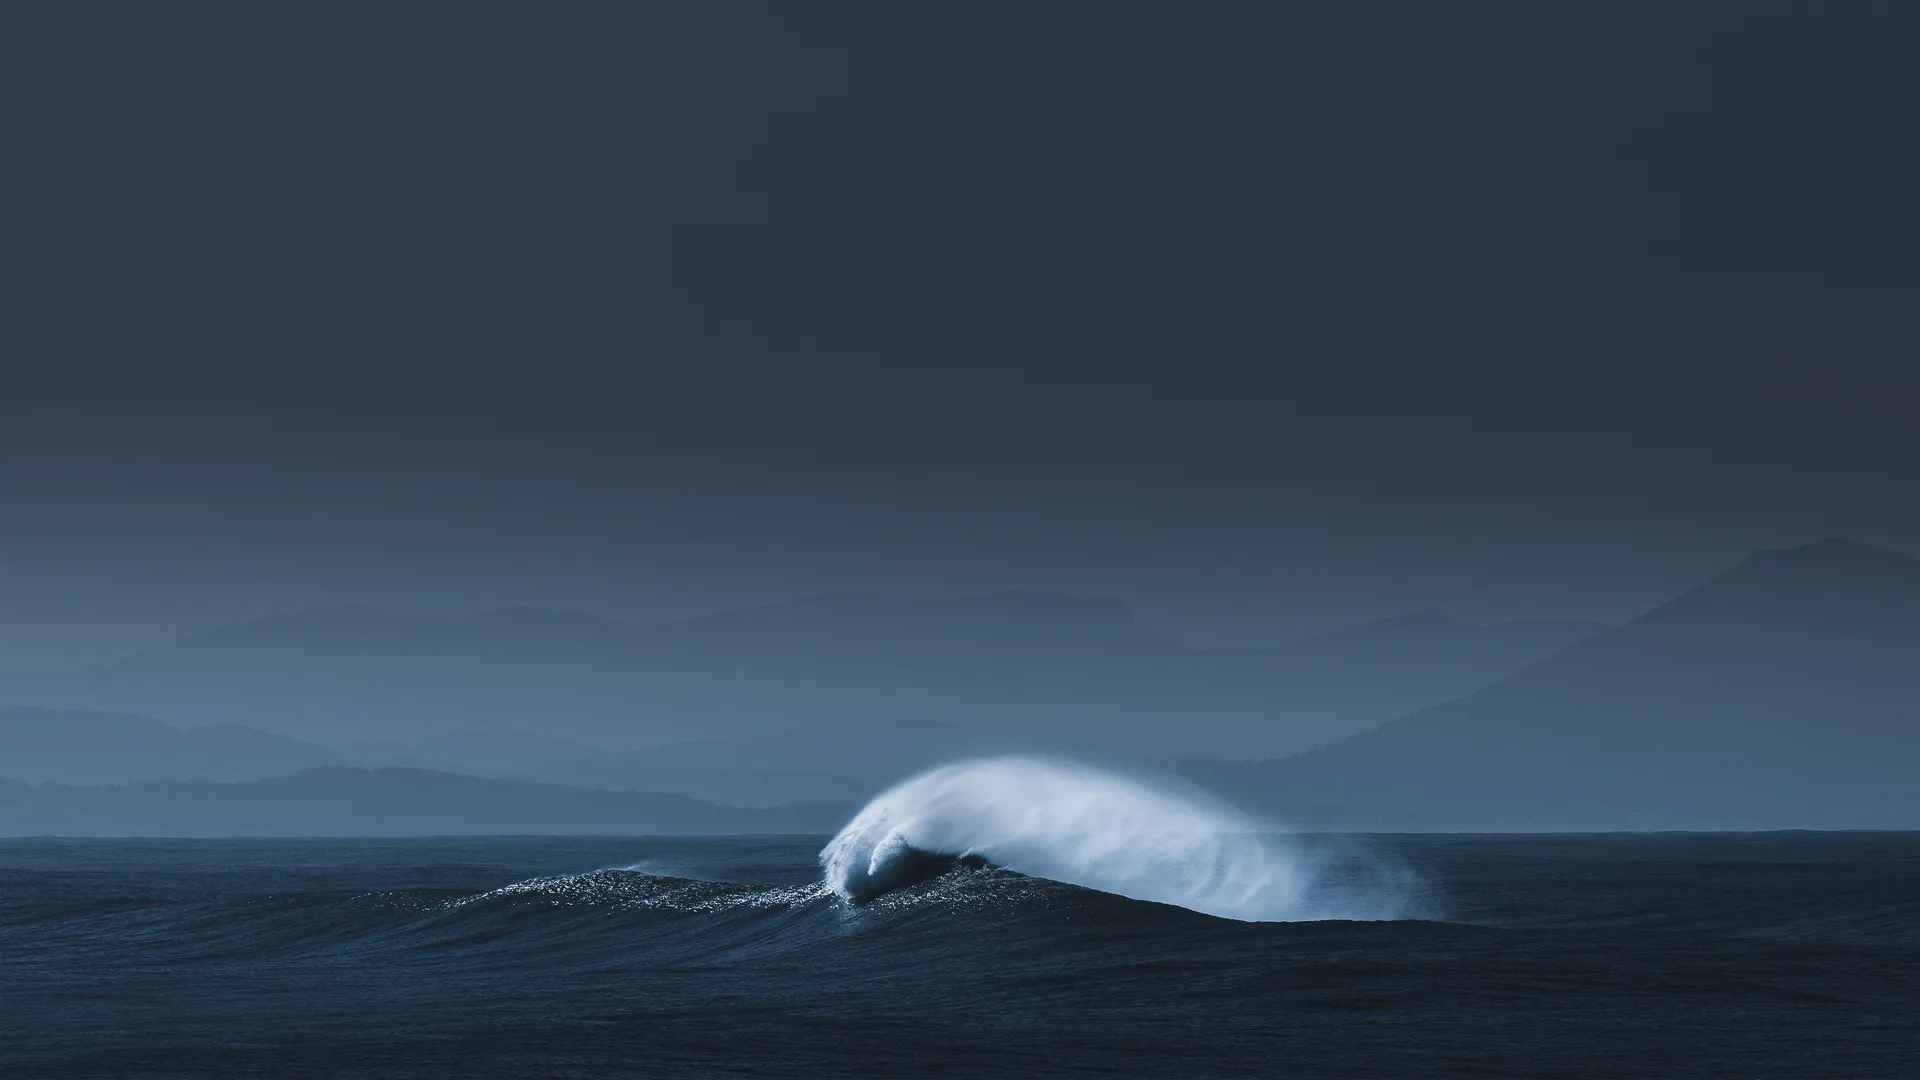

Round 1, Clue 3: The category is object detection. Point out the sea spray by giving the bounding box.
[820,755,1413,922]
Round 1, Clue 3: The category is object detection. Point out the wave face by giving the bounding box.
[821,755,1412,921]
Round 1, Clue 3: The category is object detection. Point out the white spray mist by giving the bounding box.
[820,755,1414,922]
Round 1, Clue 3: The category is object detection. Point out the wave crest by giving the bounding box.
[820,756,1413,922]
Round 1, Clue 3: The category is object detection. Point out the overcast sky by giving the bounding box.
[2,1,1915,667]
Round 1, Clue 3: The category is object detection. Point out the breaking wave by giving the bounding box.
[820,755,1414,922]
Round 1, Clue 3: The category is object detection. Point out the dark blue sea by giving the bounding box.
[3,832,1916,1078]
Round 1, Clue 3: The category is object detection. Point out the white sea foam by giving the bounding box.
[820,755,1414,922]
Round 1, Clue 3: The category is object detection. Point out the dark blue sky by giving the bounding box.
[2,1,1915,666]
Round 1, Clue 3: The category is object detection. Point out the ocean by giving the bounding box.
[3,830,1915,1078]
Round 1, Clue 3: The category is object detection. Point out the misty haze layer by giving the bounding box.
[0,540,1912,835]
[0,598,1602,757]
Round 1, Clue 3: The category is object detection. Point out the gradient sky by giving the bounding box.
[2,1,1915,667]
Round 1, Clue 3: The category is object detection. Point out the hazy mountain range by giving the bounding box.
[324,718,1115,807]
[0,707,343,785]
[0,597,1605,757]
[0,539,1911,835]
[0,707,1132,810]
[1186,540,1919,830]
[511,718,1136,807]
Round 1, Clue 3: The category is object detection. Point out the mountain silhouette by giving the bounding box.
[516,717,1138,807]
[1188,540,1920,830]
[0,767,846,837]
[0,594,1604,758]
[341,728,605,775]
[0,707,342,785]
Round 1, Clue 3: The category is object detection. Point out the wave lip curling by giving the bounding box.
[820,755,1411,922]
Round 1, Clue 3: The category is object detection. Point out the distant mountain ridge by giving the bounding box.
[516,717,1141,807]
[1186,539,1920,830]
[0,593,1605,757]
[0,707,342,785]
[4,540,1908,833]
[342,728,605,776]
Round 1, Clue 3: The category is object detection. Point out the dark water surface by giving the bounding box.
[3,833,1915,1078]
